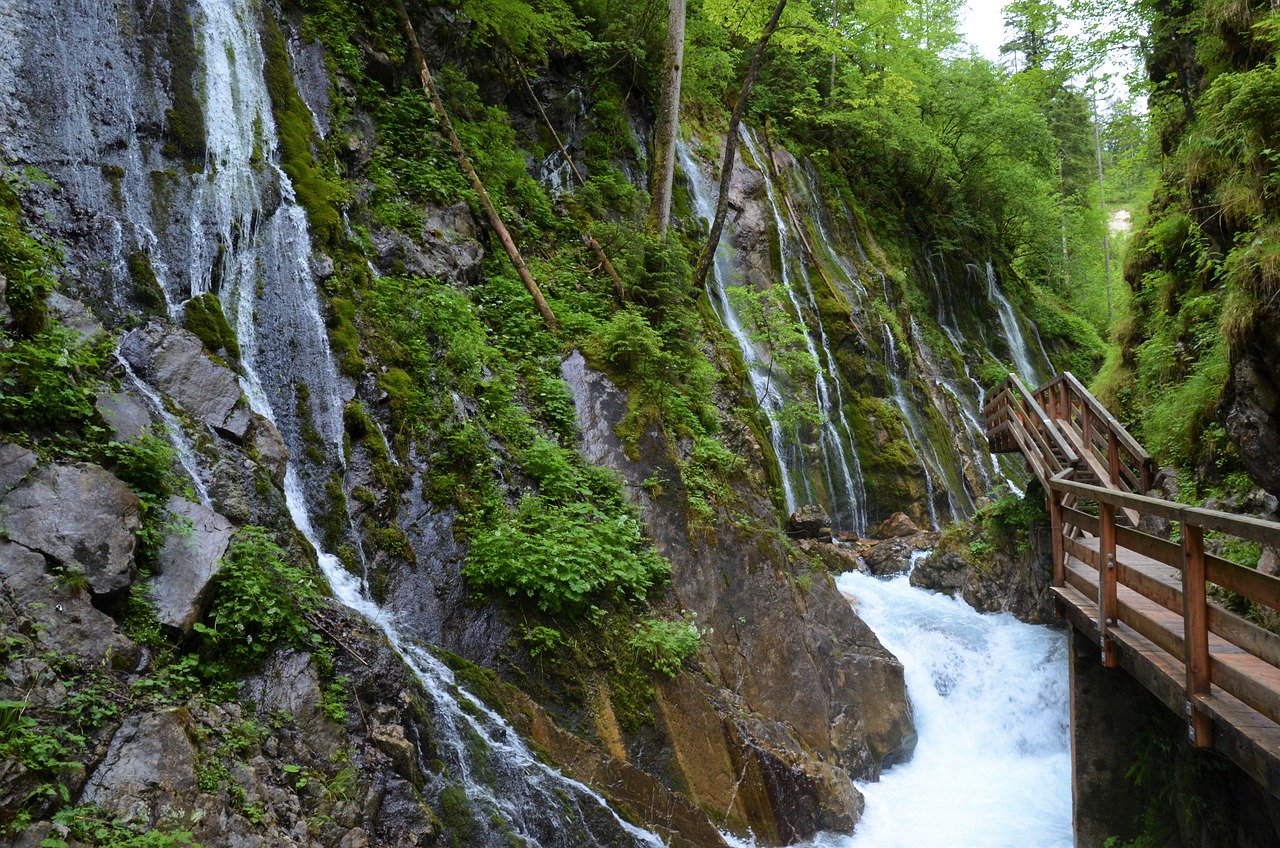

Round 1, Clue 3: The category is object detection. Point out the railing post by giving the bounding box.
[1048,485,1065,588]
[1182,522,1213,748]
[1099,501,1118,668]
[1108,430,1121,488]
[1082,402,1093,456]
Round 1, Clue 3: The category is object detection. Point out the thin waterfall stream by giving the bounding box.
[181,3,668,844]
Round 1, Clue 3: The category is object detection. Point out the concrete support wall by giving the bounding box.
[1069,625,1280,848]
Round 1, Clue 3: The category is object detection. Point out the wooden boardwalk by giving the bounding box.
[985,373,1280,798]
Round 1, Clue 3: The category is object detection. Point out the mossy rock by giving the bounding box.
[184,292,241,364]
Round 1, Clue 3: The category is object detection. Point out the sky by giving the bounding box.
[959,0,1007,61]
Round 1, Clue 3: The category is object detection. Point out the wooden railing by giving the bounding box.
[982,374,1079,488]
[1036,372,1156,496]
[987,371,1280,786]
[1050,471,1280,749]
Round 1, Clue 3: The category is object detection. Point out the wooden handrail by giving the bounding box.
[988,376,1280,758]
[1034,372,1154,494]
[1050,474,1280,546]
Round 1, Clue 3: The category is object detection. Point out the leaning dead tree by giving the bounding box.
[393,1,558,330]
[518,67,628,305]
[692,0,788,291]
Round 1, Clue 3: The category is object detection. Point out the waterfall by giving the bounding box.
[985,261,1042,386]
[183,3,665,843]
[676,139,809,515]
[823,568,1071,848]
[740,128,868,535]
[117,353,213,507]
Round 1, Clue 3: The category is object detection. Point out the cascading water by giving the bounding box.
[985,261,1043,386]
[676,139,810,516]
[183,3,666,844]
[116,353,213,507]
[740,128,868,535]
[819,566,1071,848]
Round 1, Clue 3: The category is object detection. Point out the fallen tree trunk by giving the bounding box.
[393,1,558,330]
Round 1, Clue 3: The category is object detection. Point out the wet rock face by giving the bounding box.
[1,462,141,596]
[911,519,1056,624]
[1224,313,1280,499]
[121,323,252,440]
[561,351,914,842]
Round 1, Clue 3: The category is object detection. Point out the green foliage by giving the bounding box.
[0,169,58,335]
[627,618,700,678]
[194,526,323,675]
[183,293,241,364]
[42,806,200,847]
[0,325,110,435]
[466,495,670,614]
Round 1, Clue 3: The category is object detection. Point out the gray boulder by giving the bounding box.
[788,504,832,539]
[81,709,198,824]
[0,443,37,497]
[1,463,141,596]
[150,497,235,637]
[47,292,102,342]
[0,540,136,664]
[250,415,289,484]
[95,390,152,443]
[120,322,251,440]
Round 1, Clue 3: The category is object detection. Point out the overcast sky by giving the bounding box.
[959,0,1008,61]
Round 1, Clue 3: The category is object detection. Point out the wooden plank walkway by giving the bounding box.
[984,372,1280,799]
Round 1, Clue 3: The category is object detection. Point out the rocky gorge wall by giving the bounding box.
[0,0,1077,845]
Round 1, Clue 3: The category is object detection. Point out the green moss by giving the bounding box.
[328,296,365,377]
[437,783,482,847]
[183,292,241,363]
[127,250,168,314]
[161,8,207,163]
[261,15,345,248]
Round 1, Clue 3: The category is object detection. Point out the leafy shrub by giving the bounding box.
[628,619,700,678]
[465,496,670,615]
[194,527,323,675]
[0,326,110,433]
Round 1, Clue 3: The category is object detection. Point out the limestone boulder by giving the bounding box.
[875,511,920,538]
[47,292,102,342]
[788,504,832,539]
[81,710,198,824]
[1,463,141,596]
[863,538,916,576]
[95,390,152,443]
[0,540,136,664]
[150,497,235,636]
[121,322,251,440]
[250,415,289,484]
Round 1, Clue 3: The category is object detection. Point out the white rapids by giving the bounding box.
[814,566,1072,848]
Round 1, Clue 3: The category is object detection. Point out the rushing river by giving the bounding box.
[816,566,1072,848]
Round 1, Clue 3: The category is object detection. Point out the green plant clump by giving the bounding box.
[627,618,700,678]
[194,526,324,676]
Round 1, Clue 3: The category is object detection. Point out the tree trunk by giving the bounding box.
[649,0,687,234]
[692,0,789,291]
[393,1,558,330]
